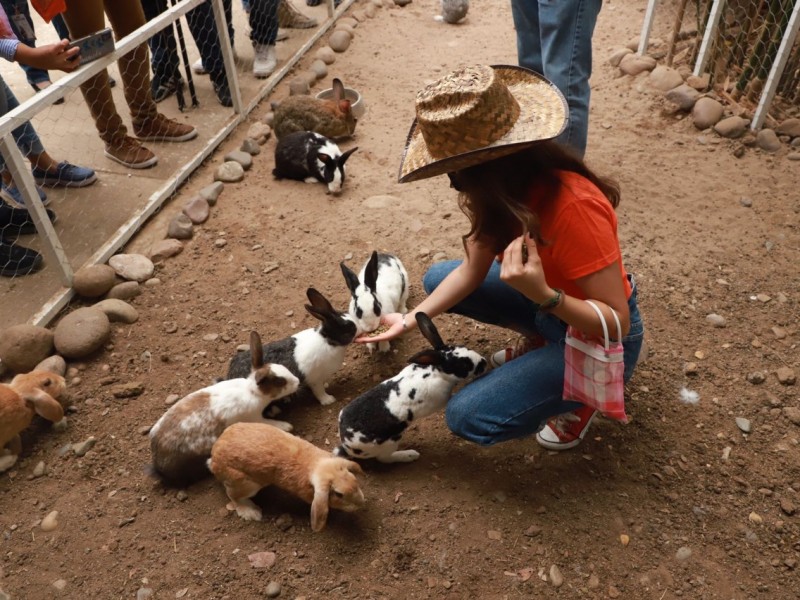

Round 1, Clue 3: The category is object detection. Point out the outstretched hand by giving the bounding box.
[499,234,553,304]
[354,312,406,344]
[16,39,80,73]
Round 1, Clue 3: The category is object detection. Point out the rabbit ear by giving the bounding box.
[415,312,445,349]
[306,288,335,313]
[332,78,345,101]
[317,152,333,165]
[345,460,364,476]
[407,348,443,367]
[310,477,331,532]
[340,262,360,294]
[23,390,64,423]
[364,251,379,290]
[255,368,287,395]
[250,331,264,369]
[338,99,352,114]
[339,147,358,166]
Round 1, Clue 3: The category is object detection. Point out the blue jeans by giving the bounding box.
[423,261,644,446]
[510,0,601,158]
[0,76,45,173]
[0,0,50,86]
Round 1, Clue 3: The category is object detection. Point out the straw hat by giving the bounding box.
[398,64,568,183]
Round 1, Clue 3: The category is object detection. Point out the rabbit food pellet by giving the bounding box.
[366,324,390,337]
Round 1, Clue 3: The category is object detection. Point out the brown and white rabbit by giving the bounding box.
[272,78,357,140]
[0,370,66,473]
[208,421,365,531]
[149,331,300,486]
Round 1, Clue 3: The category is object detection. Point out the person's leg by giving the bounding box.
[249,0,280,77]
[510,0,544,75]
[1,0,51,87]
[140,0,183,102]
[51,13,70,39]
[185,3,232,106]
[537,0,602,157]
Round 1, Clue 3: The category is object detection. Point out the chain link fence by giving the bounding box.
[1,0,353,327]
[639,0,800,128]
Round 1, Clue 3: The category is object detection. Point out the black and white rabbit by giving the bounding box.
[334,312,487,463]
[273,131,358,195]
[227,288,357,406]
[149,331,299,486]
[340,251,409,353]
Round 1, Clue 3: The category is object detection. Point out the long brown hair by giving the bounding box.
[451,141,620,254]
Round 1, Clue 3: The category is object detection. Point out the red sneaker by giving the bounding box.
[536,405,597,451]
[489,333,547,368]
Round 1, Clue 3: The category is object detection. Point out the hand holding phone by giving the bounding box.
[66,27,114,66]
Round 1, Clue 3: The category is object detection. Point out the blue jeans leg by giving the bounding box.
[0,0,50,86]
[250,0,279,46]
[511,0,601,157]
[0,77,45,172]
[423,261,644,446]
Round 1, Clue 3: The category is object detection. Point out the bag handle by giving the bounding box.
[585,300,622,350]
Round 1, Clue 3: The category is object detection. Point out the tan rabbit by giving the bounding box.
[208,422,365,531]
[273,78,357,140]
[0,371,66,473]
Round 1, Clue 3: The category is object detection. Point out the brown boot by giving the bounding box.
[278,0,318,28]
[133,113,198,143]
[104,136,158,169]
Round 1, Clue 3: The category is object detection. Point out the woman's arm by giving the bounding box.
[13,39,79,72]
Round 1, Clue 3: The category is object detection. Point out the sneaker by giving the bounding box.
[253,44,277,78]
[192,57,208,75]
[0,239,43,277]
[32,161,97,188]
[104,136,158,169]
[151,75,184,103]
[536,405,598,451]
[108,75,116,88]
[279,0,318,28]
[276,28,289,41]
[133,113,198,143]
[489,333,546,368]
[0,200,57,236]
[212,79,233,108]
[1,181,48,208]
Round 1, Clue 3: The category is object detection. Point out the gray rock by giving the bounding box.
[93,299,139,324]
[335,24,354,38]
[263,112,274,127]
[149,238,184,263]
[53,308,111,359]
[756,129,781,152]
[315,46,336,64]
[167,212,194,240]
[675,546,692,561]
[72,436,97,457]
[747,371,766,384]
[32,461,46,477]
[224,150,253,171]
[106,281,141,301]
[240,138,261,155]
[788,152,800,161]
[0,324,54,373]
[394,0,412,5]
[108,254,154,282]
[338,17,359,28]
[692,97,724,129]
[776,367,796,385]
[247,122,272,144]
[776,118,800,138]
[183,196,210,224]
[34,355,66,376]
[649,65,683,91]
[215,161,245,183]
[791,137,800,148]
[144,278,160,287]
[199,181,224,205]
[329,30,352,52]
[740,196,752,207]
[784,406,800,426]
[714,116,749,139]
[289,77,310,95]
[310,59,328,79]
[608,47,633,67]
[735,417,752,433]
[72,264,117,298]
[136,588,154,600]
[686,73,710,91]
[300,70,318,86]
[705,313,726,327]
[619,54,656,76]
[665,84,700,111]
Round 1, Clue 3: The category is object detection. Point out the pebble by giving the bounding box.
[35,355,66,376]
[215,161,245,183]
[620,534,630,546]
[365,3,377,17]
[686,73,710,90]
[749,511,763,524]
[225,150,253,171]
[432,252,447,261]
[714,116,749,139]
[0,324,54,373]
[487,530,502,540]
[315,46,336,64]
[183,196,210,224]
[665,84,700,111]
[310,60,328,80]
[265,581,282,598]
[72,264,117,297]
[756,128,781,152]
[53,308,111,359]
[289,77,309,95]
[329,30,351,52]
[240,138,261,155]
[72,437,97,457]
[692,97,724,130]
[149,238,184,263]
[549,564,563,588]
[262,112,274,127]
[111,382,144,398]
[780,498,796,516]
[32,461,46,478]
[335,24,354,38]
[93,299,139,324]
[776,367,796,385]
[164,321,178,334]
[618,53,656,76]
[52,579,67,592]
[735,417,752,433]
[199,181,224,205]
[177,490,188,502]
[214,238,227,248]
[783,406,800,426]
[41,510,59,531]
[276,513,293,531]
[608,585,621,598]
[775,117,800,137]
[108,254,154,282]
[739,196,752,207]
[165,394,180,405]
[168,213,194,239]
[684,362,698,375]
[588,573,600,589]
[648,65,683,91]
[705,313,725,327]
[248,551,277,569]
[788,152,800,161]
[247,122,272,145]
[106,281,141,301]
[136,589,154,600]
[675,546,692,561]
[747,371,766,384]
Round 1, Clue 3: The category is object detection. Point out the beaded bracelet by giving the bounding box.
[539,288,564,312]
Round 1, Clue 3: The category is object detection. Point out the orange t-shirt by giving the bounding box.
[521,170,631,300]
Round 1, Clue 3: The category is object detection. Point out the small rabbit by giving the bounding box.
[341,251,409,354]
[273,131,358,196]
[208,422,365,531]
[273,78,357,140]
[0,370,66,473]
[227,288,357,406]
[334,313,487,463]
[149,331,300,486]
[435,0,469,23]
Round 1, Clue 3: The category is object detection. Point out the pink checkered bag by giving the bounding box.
[562,300,628,423]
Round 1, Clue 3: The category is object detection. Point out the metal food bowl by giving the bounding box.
[315,86,366,119]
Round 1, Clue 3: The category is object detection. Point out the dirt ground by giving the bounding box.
[2,0,800,598]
